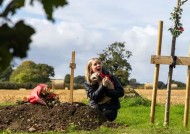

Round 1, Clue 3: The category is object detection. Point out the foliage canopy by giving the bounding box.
[10,61,54,83]
[0,0,68,72]
[98,42,132,86]
[0,66,13,82]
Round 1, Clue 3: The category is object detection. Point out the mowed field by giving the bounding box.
[0,88,187,105]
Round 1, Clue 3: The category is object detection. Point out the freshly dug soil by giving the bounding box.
[0,102,121,133]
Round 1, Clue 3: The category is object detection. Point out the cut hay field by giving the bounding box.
[0,89,186,105]
[0,89,87,103]
[135,89,186,105]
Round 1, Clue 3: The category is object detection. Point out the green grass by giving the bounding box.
[114,97,190,134]
[1,97,190,134]
[0,102,15,106]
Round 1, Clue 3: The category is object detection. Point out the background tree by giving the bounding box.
[36,64,55,82]
[98,42,132,86]
[0,0,68,72]
[158,81,167,89]
[128,78,140,88]
[0,66,13,81]
[129,78,137,84]
[64,74,70,85]
[10,61,54,83]
[74,75,85,85]
[172,80,186,88]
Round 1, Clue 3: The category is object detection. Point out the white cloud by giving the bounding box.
[120,25,157,82]
[11,0,190,84]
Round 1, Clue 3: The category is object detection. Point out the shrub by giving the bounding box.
[121,96,151,107]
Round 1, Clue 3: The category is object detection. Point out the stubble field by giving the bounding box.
[0,89,186,105]
[135,89,186,105]
[0,89,87,103]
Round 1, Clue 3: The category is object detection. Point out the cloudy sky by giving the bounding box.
[10,0,190,84]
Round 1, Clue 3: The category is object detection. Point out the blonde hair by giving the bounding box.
[85,58,101,84]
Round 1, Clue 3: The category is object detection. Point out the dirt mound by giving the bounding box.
[0,102,121,133]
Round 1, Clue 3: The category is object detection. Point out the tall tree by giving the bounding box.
[10,61,36,81]
[171,80,186,88]
[158,81,166,89]
[0,66,13,81]
[36,64,55,82]
[0,0,68,72]
[129,78,137,84]
[64,74,70,85]
[98,42,132,86]
[74,75,85,85]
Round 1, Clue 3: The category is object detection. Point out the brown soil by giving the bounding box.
[0,102,121,133]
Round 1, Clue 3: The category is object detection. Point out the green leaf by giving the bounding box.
[12,21,35,57]
[98,42,132,86]
[0,46,12,73]
[0,0,68,73]
[35,0,68,22]
[0,21,35,72]
[0,0,3,6]
[1,0,25,17]
[10,61,54,83]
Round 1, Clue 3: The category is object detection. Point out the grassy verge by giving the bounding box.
[114,97,190,134]
[1,97,190,134]
[75,97,190,134]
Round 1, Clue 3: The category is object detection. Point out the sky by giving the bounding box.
[8,0,190,84]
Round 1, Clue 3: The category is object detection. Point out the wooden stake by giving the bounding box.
[184,45,190,127]
[69,51,76,104]
[52,80,55,89]
[150,1,189,126]
[151,55,190,65]
[150,21,163,123]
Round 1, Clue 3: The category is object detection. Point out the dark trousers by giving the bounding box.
[102,109,118,121]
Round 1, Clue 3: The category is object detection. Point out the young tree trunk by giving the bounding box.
[164,37,176,126]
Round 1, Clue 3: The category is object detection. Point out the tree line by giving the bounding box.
[0,0,68,72]
[0,42,186,89]
[0,42,132,89]
[0,60,86,89]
